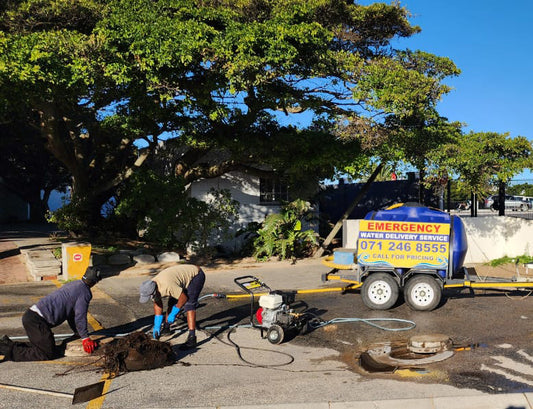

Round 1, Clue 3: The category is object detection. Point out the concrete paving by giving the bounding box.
[1,224,532,409]
[0,239,30,284]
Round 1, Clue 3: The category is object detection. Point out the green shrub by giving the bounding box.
[488,255,533,267]
[253,199,318,261]
[52,247,62,259]
[114,170,239,253]
[46,200,89,234]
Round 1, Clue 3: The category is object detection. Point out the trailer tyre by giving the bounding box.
[361,273,399,310]
[404,275,442,311]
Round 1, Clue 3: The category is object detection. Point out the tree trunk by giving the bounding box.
[29,201,47,223]
[313,163,384,258]
[498,181,505,216]
[418,167,425,205]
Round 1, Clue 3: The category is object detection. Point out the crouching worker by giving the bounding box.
[0,267,101,361]
[139,264,205,350]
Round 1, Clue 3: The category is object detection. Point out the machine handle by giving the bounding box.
[234,275,271,293]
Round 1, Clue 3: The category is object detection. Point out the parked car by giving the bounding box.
[513,196,533,209]
[489,195,529,211]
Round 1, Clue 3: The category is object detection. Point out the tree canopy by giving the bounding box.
[0,0,463,231]
[429,131,532,196]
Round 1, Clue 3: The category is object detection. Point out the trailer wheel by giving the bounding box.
[404,275,442,311]
[267,324,284,344]
[361,273,399,310]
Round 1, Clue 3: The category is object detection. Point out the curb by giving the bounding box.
[168,393,533,409]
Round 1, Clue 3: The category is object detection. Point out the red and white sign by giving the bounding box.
[73,253,83,262]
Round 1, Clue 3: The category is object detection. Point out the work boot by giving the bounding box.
[0,340,13,361]
[0,335,13,346]
[179,335,197,350]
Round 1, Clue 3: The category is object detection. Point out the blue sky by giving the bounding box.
[391,0,533,181]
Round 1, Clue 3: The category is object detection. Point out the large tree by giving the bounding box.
[0,0,459,231]
[428,131,532,196]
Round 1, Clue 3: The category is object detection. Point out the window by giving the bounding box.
[260,177,289,204]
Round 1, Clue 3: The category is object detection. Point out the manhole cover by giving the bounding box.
[408,334,452,354]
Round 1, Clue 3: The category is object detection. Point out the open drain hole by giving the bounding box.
[358,335,455,373]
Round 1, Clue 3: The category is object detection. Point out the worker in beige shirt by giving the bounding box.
[139,264,205,350]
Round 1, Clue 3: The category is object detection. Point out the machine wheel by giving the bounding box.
[361,273,399,310]
[404,275,442,311]
[267,324,284,344]
[520,204,527,211]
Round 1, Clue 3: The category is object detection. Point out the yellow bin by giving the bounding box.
[62,242,91,280]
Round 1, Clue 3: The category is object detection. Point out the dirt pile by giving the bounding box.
[102,332,175,374]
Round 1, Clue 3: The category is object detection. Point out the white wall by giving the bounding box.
[189,171,281,230]
[190,171,321,252]
[461,216,533,264]
[342,216,533,265]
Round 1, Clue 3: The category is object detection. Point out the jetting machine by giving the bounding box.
[322,202,533,311]
[234,275,310,344]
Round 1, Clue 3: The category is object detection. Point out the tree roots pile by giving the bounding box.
[102,332,175,374]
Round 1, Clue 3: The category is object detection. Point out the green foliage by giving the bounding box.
[46,199,92,234]
[507,183,533,197]
[114,170,239,252]
[428,132,533,196]
[235,221,262,257]
[1,0,460,235]
[52,247,62,259]
[487,255,533,267]
[253,199,317,261]
[190,188,241,254]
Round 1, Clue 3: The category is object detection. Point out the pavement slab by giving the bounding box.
[0,240,30,284]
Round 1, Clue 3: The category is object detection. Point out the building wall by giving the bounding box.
[189,171,282,230]
[190,171,320,253]
[0,184,29,223]
[190,172,281,253]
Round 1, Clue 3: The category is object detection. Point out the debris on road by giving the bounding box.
[102,332,175,374]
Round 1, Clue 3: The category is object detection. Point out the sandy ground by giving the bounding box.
[467,262,532,280]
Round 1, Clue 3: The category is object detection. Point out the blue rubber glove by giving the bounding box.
[153,315,164,339]
[167,306,181,324]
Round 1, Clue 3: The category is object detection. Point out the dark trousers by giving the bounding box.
[11,309,57,361]
[168,269,206,312]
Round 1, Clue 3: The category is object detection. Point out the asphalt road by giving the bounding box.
[1,268,532,408]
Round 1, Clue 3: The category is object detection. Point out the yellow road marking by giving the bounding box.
[87,313,104,332]
[85,372,114,409]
